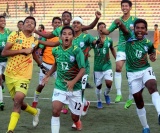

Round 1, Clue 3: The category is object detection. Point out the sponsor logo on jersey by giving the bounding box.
[130,24,134,30]
[144,46,148,52]
[70,56,75,62]
[80,42,84,48]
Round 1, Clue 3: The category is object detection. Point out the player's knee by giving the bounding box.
[52,108,61,117]
[13,100,22,111]
[116,66,122,72]
[145,79,157,94]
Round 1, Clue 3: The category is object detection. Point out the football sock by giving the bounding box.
[114,72,122,95]
[151,92,160,115]
[8,112,20,131]
[24,104,38,115]
[51,116,60,133]
[136,107,149,129]
[95,88,102,102]
[128,87,133,100]
[0,86,3,103]
[83,98,87,106]
[104,87,111,96]
[33,91,40,102]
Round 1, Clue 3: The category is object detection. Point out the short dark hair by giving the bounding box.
[62,11,72,19]
[24,16,36,27]
[52,17,62,23]
[134,19,148,30]
[97,22,106,29]
[39,24,45,30]
[154,24,158,27]
[61,26,74,36]
[121,0,132,7]
[0,15,5,19]
[17,20,23,24]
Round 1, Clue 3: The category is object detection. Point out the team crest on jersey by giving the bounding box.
[80,42,84,48]
[144,46,148,52]
[130,24,134,30]
[70,56,75,62]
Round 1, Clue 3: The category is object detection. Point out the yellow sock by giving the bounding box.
[25,104,37,116]
[8,112,20,132]
[35,91,40,94]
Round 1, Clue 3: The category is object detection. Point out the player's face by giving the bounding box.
[134,23,147,40]
[154,26,158,30]
[61,29,73,48]
[23,19,36,32]
[62,13,72,25]
[0,17,6,28]
[52,19,62,29]
[38,26,42,32]
[17,22,23,31]
[72,21,82,32]
[121,3,132,14]
[97,24,106,34]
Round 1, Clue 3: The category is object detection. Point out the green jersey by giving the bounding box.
[72,33,95,74]
[0,28,11,62]
[108,16,137,52]
[52,45,85,91]
[125,37,155,72]
[93,36,113,71]
[52,26,63,37]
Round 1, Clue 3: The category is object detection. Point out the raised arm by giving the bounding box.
[39,40,60,47]
[114,19,130,35]
[82,11,101,31]
[34,30,55,39]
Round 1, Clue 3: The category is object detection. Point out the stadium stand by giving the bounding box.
[0,0,160,31]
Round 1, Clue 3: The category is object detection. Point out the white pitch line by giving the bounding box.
[4,95,154,106]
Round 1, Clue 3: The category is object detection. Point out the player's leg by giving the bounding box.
[70,90,82,131]
[81,74,90,116]
[104,69,113,105]
[51,89,66,133]
[144,67,160,125]
[0,63,5,111]
[128,72,150,132]
[32,63,52,108]
[114,52,125,103]
[94,71,103,108]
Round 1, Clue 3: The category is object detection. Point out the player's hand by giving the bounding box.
[149,53,156,62]
[64,80,76,91]
[21,47,33,55]
[41,75,50,86]
[95,11,101,19]
[114,19,122,27]
[39,64,49,74]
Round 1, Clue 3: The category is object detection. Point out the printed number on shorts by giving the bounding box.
[61,62,69,70]
[136,50,142,58]
[148,70,155,76]
[74,102,81,110]
[20,83,27,89]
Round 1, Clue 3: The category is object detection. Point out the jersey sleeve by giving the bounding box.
[107,21,118,33]
[52,27,60,37]
[87,34,96,44]
[39,37,46,49]
[108,37,113,48]
[7,31,18,44]
[75,47,85,69]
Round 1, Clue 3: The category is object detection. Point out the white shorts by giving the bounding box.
[39,62,57,84]
[52,89,82,116]
[116,51,126,62]
[127,67,156,94]
[94,69,113,86]
[0,62,6,75]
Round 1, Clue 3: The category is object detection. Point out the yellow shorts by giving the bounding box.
[5,76,30,99]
